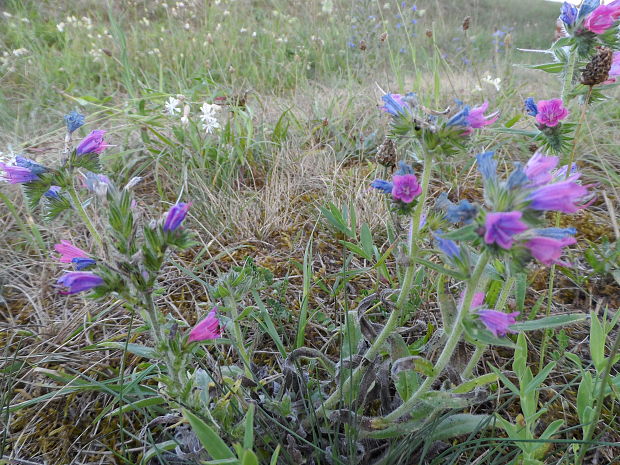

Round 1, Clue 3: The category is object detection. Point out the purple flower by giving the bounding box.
[584,4,620,34]
[535,99,569,127]
[484,211,528,249]
[57,272,104,294]
[524,98,538,116]
[0,163,39,184]
[371,179,393,194]
[64,111,85,133]
[525,236,576,266]
[163,202,191,231]
[476,151,497,181]
[477,310,519,337]
[524,151,559,187]
[560,2,578,26]
[528,180,591,213]
[434,230,460,259]
[465,101,499,130]
[76,130,109,155]
[392,174,422,203]
[54,240,90,263]
[459,291,486,309]
[188,307,222,342]
[381,93,407,116]
[44,185,62,199]
[603,51,620,84]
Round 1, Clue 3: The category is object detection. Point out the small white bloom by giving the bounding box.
[184,22,190,30]
[164,96,181,115]
[12,48,29,57]
[199,103,221,134]
[482,74,502,92]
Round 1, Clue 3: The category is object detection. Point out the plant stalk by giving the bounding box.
[68,187,104,249]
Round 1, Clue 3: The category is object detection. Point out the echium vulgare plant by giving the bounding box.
[0,112,226,418]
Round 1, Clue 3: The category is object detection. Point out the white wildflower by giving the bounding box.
[199,103,220,134]
[482,74,502,92]
[181,104,191,125]
[12,48,29,57]
[164,96,181,115]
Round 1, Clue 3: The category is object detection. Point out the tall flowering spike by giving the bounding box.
[392,173,422,203]
[484,211,528,249]
[477,310,520,337]
[528,180,591,214]
[584,4,617,34]
[57,272,104,294]
[54,240,90,263]
[76,130,109,155]
[188,307,222,342]
[433,230,460,259]
[163,202,191,231]
[560,2,578,26]
[64,111,85,133]
[370,179,393,194]
[476,151,497,181]
[524,98,538,116]
[381,93,408,116]
[525,151,559,186]
[526,236,576,266]
[466,101,499,129]
[445,199,478,224]
[535,99,569,127]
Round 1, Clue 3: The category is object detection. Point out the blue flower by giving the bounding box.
[44,185,62,199]
[370,179,393,194]
[395,160,414,175]
[72,257,97,270]
[445,200,478,224]
[434,230,460,259]
[64,111,85,133]
[524,98,538,116]
[476,151,497,181]
[533,227,576,239]
[577,0,600,20]
[446,106,470,127]
[15,156,48,176]
[506,163,528,190]
[560,2,578,26]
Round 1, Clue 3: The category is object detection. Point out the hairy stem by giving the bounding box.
[224,295,253,378]
[68,187,104,249]
[384,251,490,422]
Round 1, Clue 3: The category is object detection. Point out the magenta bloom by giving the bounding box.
[535,99,569,127]
[604,51,620,84]
[0,163,39,183]
[484,211,528,250]
[526,236,576,266]
[584,4,618,34]
[528,180,591,213]
[76,130,109,155]
[54,240,89,263]
[57,272,104,294]
[465,101,499,130]
[392,174,422,203]
[188,307,222,342]
[163,202,191,231]
[477,310,520,337]
[524,151,559,187]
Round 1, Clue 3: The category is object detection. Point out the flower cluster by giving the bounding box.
[435,150,592,269]
[163,95,222,134]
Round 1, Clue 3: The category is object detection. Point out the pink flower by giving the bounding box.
[54,240,89,263]
[392,174,422,203]
[465,101,499,131]
[528,180,592,213]
[484,211,529,250]
[477,310,520,337]
[459,291,486,309]
[525,236,576,266]
[524,151,559,187]
[76,130,109,155]
[584,4,618,34]
[535,99,569,127]
[603,51,620,84]
[188,307,222,342]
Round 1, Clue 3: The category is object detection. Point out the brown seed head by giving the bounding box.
[462,16,471,31]
[425,29,433,38]
[581,46,613,86]
[376,138,397,168]
[359,40,367,51]
[379,31,388,42]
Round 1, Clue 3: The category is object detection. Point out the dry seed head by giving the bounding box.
[376,138,397,168]
[359,40,367,51]
[462,16,471,31]
[425,29,433,38]
[581,46,612,86]
[379,31,388,42]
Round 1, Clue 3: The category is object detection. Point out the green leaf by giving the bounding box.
[183,409,235,460]
[243,404,255,450]
[412,257,467,280]
[510,313,588,332]
[524,362,556,394]
[577,371,593,424]
[453,373,498,394]
[90,342,157,359]
[429,414,493,441]
[140,440,178,465]
[520,62,566,73]
[439,224,479,242]
[589,312,605,372]
[515,273,527,313]
[241,450,259,465]
[359,223,375,259]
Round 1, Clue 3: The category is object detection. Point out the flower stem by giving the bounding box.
[561,46,577,103]
[68,187,104,249]
[224,295,253,378]
[319,150,434,412]
[384,251,490,422]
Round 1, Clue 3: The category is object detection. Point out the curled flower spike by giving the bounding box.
[535,99,569,128]
[484,211,528,250]
[528,180,592,214]
[477,310,520,337]
[163,202,191,231]
[524,151,559,187]
[64,111,85,133]
[54,240,90,263]
[188,307,222,342]
[526,236,576,266]
[57,272,104,294]
[76,130,109,155]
